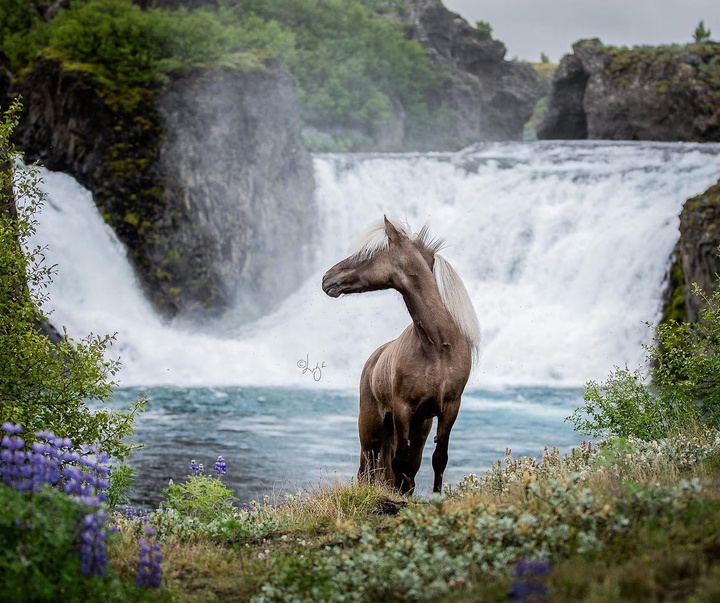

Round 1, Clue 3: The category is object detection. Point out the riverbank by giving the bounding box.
[107,427,720,602]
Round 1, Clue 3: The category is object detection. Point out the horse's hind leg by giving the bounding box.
[432,400,460,493]
[357,380,387,484]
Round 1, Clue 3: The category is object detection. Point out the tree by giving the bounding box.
[474,20,493,41]
[693,20,712,43]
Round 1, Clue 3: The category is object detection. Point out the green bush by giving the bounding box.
[162,473,237,522]
[1,0,294,95]
[568,269,720,440]
[0,100,143,485]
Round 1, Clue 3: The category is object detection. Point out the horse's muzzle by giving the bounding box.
[322,272,342,297]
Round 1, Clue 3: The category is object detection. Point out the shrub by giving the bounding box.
[162,466,237,522]
[568,271,720,440]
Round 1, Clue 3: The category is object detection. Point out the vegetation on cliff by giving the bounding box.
[1,0,447,149]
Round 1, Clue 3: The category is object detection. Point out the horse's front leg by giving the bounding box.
[432,399,461,493]
[391,403,432,495]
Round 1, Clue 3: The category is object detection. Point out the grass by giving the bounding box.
[105,429,720,602]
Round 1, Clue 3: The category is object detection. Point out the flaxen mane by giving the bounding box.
[352,218,480,361]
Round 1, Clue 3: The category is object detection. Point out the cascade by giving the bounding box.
[33,141,720,390]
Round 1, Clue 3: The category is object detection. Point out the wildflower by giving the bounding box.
[213,455,227,476]
[136,525,163,588]
[79,511,108,576]
[0,424,112,576]
[510,559,550,602]
[1,422,22,434]
[189,459,202,474]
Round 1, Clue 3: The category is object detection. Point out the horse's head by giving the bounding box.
[322,216,434,298]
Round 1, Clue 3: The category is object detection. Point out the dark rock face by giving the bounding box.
[535,52,588,140]
[14,58,315,321]
[0,50,12,108]
[403,0,541,147]
[538,39,720,142]
[676,181,720,322]
[156,66,315,320]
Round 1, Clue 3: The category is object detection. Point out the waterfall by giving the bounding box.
[33,141,720,390]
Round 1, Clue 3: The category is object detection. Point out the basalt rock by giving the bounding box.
[538,38,720,142]
[0,50,11,107]
[403,0,541,148]
[14,57,315,322]
[673,180,720,323]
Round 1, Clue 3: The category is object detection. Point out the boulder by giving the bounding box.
[538,39,720,142]
[675,180,720,323]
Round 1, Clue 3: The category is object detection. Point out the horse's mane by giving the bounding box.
[352,219,481,359]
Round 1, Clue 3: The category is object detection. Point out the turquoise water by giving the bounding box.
[106,386,585,507]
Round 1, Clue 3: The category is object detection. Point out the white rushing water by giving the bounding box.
[32,141,720,390]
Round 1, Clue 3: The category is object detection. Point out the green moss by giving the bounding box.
[122,212,139,227]
[662,255,687,324]
[656,79,670,94]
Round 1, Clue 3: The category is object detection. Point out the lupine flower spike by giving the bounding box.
[213,455,227,476]
[136,525,163,588]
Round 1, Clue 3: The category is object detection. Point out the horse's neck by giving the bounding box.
[399,269,459,353]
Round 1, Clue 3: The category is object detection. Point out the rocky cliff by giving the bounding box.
[666,180,720,323]
[403,0,541,147]
[13,57,315,321]
[538,39,720,142]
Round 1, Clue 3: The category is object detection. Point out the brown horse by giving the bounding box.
[322,216,480,494]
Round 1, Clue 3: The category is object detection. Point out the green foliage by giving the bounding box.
[2,0,447,147]
[0,100,143,478]
[237,0,446,145]
[255,473,700,602]
[106,463,136,509]
[0,483,132,603]
[162,474,237,522]
[694,19,712,43]
[568,269,720,440]
[145,499,291,545]
[540,52,550,63]
[474,20,493,41]
[1,0,294,94]
[0,1,51,69]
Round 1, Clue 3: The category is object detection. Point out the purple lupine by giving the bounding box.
[0,424,112,577]
[189,459,202,474]
[510,559,551,603]
[136,525,163,588]
[79,510,109,576]
[212,455,227,476]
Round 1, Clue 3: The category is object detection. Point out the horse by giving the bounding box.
[322,216,480,494]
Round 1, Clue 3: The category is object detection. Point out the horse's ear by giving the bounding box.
[383,215,403,243]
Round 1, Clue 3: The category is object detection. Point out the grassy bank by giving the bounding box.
[105,428,720,602]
